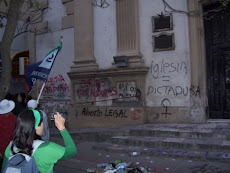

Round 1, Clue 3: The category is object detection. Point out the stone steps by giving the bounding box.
[129,123,230,140]
[110,135,230,152]
[92,142,230,163]
[50,123,230,162]
[129,128,230,140]
[50,128,130,142]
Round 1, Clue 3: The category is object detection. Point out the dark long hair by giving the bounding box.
[11,109,43,156]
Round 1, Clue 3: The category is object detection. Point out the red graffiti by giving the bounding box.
[43,83,69,93]
[77,87,117,99]
[76,78,117,98]
[131,109,142,121]
[38,75,69,94]
[47,74,65,84]
[80,79,106,88]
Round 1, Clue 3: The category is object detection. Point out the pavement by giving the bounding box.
[50,123,230,173]
[53,140,230,173]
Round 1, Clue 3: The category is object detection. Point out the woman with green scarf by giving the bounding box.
[2,109,77,173]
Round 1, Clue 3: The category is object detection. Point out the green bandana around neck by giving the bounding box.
[29,109,41,129]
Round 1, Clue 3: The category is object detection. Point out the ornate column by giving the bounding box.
[187,0,208,122]
[70,0,98,72]
[187,0,207,99]
[116,0,144,67]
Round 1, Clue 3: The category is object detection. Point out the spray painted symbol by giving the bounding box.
[161,98,171,117]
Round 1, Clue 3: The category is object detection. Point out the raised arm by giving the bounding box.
[54,112,77,159]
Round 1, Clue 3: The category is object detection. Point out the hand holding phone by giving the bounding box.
[54,112,65,131]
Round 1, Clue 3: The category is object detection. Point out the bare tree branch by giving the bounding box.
[12,0,49,38]
[93,0,110,8]
[0,0,21,99]
[162,0,229,20]
[0,0,50,99]
[162,0,200,17]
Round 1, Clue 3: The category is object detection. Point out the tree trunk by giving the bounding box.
[0,0,21,100]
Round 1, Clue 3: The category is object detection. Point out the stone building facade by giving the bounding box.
[21,0,230,128]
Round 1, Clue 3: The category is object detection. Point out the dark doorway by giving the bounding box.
[10,50,29,95]
[203,3,230,119]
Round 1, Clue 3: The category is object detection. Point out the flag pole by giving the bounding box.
[34,36,63,103]
[37,81,46,103]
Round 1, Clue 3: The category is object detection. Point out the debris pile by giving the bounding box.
[87,160,151,173]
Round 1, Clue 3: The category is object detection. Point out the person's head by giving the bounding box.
[27,99,38,109]
[14,93,22,103]
[0,99,15,115]
[20,92,26,103]
[4,92,14,100]
[11,109,43,155]
[26,95,33,103]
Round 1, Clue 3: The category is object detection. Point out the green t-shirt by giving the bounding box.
[2,130,77,173]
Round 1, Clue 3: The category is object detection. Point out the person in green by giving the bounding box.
[1,109,77,173]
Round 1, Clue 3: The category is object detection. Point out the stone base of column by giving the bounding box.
[128,55,145,67]
[112,53,145,68]
[67,66,149,128]
[70,58,98,72]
